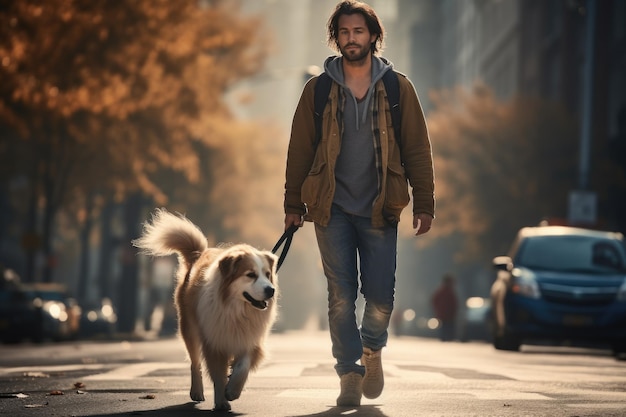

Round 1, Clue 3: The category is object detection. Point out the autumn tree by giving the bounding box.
[0,1,271,287]
[422,84,578,263]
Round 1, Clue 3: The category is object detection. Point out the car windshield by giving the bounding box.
[515,235,626,274]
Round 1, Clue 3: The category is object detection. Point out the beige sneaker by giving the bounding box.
[361,347,384,399]
[336,372,363,407]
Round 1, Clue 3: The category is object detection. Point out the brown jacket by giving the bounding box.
[284,72,434,227]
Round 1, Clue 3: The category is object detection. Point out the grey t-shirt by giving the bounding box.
[333,93,377,217]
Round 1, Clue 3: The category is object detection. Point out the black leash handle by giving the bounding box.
[272,224,299,271]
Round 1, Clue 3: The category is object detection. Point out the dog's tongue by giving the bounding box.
[243,292,268,310]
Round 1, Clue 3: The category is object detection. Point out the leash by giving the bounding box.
[272,224,299,271]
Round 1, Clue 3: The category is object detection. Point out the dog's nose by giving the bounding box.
[264,286,275,299]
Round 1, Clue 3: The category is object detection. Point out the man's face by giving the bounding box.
[337,13,376,62]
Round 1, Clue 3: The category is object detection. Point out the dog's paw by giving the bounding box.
[189,389,205,402]
[225,377,246,401]
[225,387,242,401]
[226,365,248,401]
[214,400,231,411]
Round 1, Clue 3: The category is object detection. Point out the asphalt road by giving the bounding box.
[0,330,625,417]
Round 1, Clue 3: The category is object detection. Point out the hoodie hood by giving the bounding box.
[323,55,393,130]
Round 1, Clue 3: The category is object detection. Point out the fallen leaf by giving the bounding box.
[74,382,85,389]
[48,390,64,396]
[23,372,49,378]
[76,390,87,394]
[0,393,29,399]
[24,403,48,408]
[141,394,156,399]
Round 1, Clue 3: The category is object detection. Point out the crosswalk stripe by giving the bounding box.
[256,362,317,377]
[276,389,551,400]
[84,362,186,381]
[0,364,105,376]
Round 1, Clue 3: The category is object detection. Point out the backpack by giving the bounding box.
[313,70,402,150]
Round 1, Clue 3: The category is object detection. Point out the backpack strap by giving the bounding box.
[313,70,401,150]
[313,72,332,149]
[382,70,401,145]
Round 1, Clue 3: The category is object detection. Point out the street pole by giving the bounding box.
[578,0,595,191]
[568,0,597,226]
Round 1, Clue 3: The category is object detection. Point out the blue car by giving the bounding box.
[490,226,626,356]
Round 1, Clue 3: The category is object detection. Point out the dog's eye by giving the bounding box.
[265,271,271,278]
[246,272,257,279]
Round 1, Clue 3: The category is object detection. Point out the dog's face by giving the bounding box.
[218,247,278,310]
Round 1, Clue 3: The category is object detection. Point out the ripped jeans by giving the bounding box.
[315,204,397,377]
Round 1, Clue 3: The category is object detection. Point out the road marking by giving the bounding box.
[469,390,549,400]
[0,364,105,376]
[257,362,318,377]
[277,389,336,399]
[84,362,186,380]
[384,364,451,380]
[277,389,551,401]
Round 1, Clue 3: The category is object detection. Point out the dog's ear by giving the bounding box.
[263,252,278,277]
[218,251,245,279]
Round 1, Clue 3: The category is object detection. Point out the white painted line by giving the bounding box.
[84,362,186,381]
[0,364,105,375]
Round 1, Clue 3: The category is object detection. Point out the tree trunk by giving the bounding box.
[97,201,116,301]
[77,193,95,302]
[116,193,145,334]
[23,162,40,283]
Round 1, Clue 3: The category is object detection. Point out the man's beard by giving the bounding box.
[340,42,372,63]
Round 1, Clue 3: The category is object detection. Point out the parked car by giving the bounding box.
[459,297,491,342]
[490,226,626,356]
[79,298,117,339]
[0,283,81,343]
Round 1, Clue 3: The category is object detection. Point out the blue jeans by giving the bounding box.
[315,204,397,376]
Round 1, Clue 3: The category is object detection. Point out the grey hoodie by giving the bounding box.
[322,55,394,217]
[323,55,393,130]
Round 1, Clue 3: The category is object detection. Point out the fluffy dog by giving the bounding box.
[133,209,279,411]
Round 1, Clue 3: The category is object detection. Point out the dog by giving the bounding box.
[132,209,279,411]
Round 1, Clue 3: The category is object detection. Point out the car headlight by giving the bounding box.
[510,268,541,299]
[618,280,626,302]
[43,301,68,322]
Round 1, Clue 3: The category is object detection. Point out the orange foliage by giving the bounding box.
[0,0,272,237]
[424,84,578,260]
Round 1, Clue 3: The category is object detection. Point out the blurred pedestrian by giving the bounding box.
[283,0,435,407]
[431,274,458,341]
[143,256,176,334]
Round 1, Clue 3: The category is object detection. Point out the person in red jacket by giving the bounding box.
[431,274,458,341]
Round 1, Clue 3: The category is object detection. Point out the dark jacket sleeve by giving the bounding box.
[284,77,318,215]
[397,75,435,217]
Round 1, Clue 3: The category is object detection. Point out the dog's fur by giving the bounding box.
[132,209,278,411]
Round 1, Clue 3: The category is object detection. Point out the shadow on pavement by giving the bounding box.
[288,405,389,417]
[85,404,389,417]
[88,402,244,417]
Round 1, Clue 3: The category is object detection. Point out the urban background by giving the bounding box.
[1,0,625,336]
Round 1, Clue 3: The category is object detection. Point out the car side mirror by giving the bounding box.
[493,256,513,272]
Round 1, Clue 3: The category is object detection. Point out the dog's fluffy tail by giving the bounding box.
[132,208,208,270]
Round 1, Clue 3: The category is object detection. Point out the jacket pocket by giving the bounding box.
[384,163,410,210]
[301,161,327,209]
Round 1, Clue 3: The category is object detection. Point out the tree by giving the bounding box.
[0,1,270,284]
[420,84,578,261]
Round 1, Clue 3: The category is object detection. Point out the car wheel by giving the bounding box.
[612,345,626,360]
[493,333,521,351]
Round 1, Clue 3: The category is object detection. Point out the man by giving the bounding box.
[431,274,458,341]
[284,0,435,407]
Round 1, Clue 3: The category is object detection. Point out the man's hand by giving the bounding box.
[413,213,433,236]
[285,213,303,231]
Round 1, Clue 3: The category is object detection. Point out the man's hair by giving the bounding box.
[327,1,385,55]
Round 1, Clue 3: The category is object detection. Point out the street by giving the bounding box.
[0,330,625,417]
